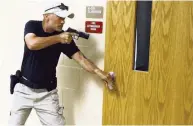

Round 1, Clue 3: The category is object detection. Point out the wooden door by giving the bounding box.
[103,1,193,124]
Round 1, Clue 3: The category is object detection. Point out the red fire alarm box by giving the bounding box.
[85,21,103,33]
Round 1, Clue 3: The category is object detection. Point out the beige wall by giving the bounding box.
[0,0,106,125]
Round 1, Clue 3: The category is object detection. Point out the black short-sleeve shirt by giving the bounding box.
[21,20,79,89]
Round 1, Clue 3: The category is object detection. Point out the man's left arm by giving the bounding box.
[72,51,114,89]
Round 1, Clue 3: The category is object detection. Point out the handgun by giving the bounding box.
[67,27,90,40]
[10,70,21,94]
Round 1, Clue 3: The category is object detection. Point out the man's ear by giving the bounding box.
[43,14,48,18]
[43,14,52,20]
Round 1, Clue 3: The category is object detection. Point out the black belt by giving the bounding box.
[19,76,57,91]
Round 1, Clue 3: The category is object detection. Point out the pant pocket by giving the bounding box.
[50,92,59,101]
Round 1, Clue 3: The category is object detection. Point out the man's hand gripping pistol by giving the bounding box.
[67,27,90,40]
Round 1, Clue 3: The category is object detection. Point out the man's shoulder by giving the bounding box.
[25,20,42,27]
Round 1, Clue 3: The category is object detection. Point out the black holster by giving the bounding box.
[10,70,21,94]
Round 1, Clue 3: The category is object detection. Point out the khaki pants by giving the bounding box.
[8,83,65,126]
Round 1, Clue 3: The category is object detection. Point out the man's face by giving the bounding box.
[47,14,65,32]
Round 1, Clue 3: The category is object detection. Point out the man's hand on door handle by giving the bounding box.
[102,72,116,91]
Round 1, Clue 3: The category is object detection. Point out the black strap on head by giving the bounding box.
[45,3,69,12]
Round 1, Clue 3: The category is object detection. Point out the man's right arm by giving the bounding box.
[25,32,73,50]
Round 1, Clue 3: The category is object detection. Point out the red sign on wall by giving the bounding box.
[85,21,103,33]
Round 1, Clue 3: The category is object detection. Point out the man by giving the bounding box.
[8,2,114,126]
